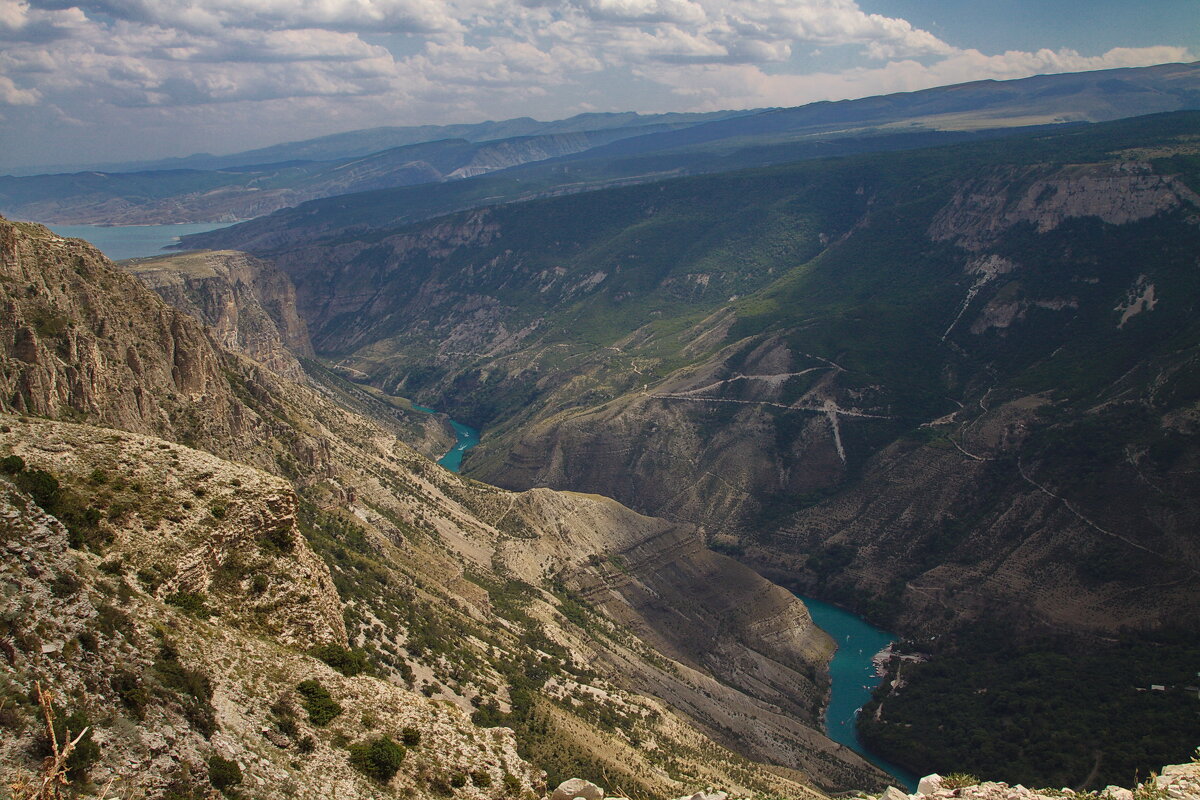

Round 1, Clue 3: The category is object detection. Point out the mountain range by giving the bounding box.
[182,108,1200,785]
[2,61,1199,798]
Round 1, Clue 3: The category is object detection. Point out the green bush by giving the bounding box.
[470,770,492,787]
[311,644,370,677]
[296,680,342,726]
[112,670,148,719]
[14,468,60,510]
[400,726,421,747]
[34,709,100,781]
[347,736,405,783]
[207,755,243,794]
[154,641,217,737]
[0,454,25,474]
[165,591,211,619]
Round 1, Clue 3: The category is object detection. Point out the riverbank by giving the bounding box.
[799,595,920,791]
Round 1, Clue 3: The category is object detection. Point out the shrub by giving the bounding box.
[165,591,211,619]
[250,574,269,595]
[34,709,100,781]
[259,525,294,553]
[14,468,60,510]
[942,774,980,790]
[400,726,421,747]
[347,736,405,783]
[208,755,243,793]
[296,680,342,726]
[1,455,25,474]
[470,770,492,787]
[154,641,217,737]
[112,670,148,719]
[311,644,370,677]
[449,773,467,788]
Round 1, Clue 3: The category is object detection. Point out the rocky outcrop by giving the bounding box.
[928,162,1200,250]
[126,249,314,381]
[0,218,265,457]
[868,759,1200,800]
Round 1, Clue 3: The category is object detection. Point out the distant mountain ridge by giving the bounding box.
[2,109,759,177]
[5,61,1199,228]
[179,60,1200,251]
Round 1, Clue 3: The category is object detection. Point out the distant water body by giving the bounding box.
[798,595,920,791]
[42,222,236,261]
[411,404,480,473]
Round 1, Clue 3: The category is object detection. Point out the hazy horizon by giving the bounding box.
[0,0,1197,171]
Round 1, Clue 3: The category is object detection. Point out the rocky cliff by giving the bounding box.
[0,216,879,797]
[124,249,314,381]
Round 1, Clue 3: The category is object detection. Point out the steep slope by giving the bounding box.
[124,249,313,381]
[0,216,878,796]
[229,111,1200,637]
[209,111,1200,782]
[0,418,541,800]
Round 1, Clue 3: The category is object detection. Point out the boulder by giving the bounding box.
[917,775,943,795]
[550,779,605,800]
[883,787,910,800]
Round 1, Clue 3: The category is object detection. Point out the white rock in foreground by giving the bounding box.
[551,779,606,800]
[917,775,943,795]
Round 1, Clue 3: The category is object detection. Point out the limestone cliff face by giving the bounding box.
[928,161,1200,250]
[0,218,262,457]
[126,249,314,381]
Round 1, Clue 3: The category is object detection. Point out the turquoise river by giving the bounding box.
[411,405,480,473]
[799,595,919,790]
[410,407,918,789]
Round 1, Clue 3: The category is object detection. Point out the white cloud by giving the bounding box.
[0,0,1193,166]
[0,74,39,103]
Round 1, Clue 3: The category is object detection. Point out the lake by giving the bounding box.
[799,595,920,790]
[42,222,236,261]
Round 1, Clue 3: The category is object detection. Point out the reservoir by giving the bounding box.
[411,405,480,473]
[43,222,236,261]
[799,595,919,791]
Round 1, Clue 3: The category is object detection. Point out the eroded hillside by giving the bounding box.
[0,216,881,797]
[185,113,1200,784]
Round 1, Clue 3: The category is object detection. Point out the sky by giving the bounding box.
[0,0,1196,171]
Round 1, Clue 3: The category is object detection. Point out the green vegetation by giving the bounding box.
[296,679,343,726]
[207,755,243,795]
[153,639,218,737]
[859,631,1200,788]
[311,644,372,677]
[347,736,406,782]
[33,708,100,782]
[166,591,212,619]
[1,457,107,550]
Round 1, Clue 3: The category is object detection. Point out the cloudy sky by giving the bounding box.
[0,0,1196,170]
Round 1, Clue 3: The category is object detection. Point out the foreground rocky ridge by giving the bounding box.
[0,216,882,797]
